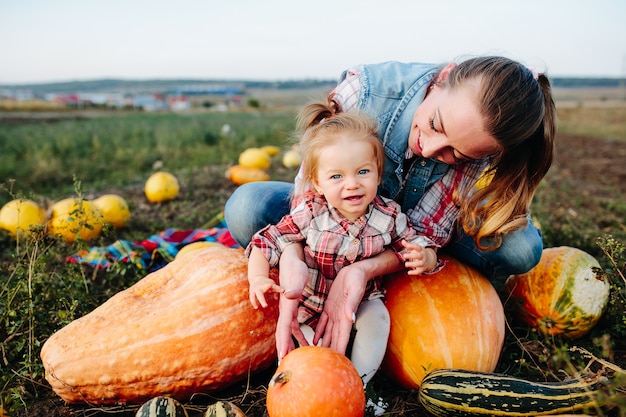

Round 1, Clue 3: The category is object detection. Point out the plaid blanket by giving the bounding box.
[68,226,240,272]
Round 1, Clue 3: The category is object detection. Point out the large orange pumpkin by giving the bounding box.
[505,246,609,339]
[40,247,279,404]
[266,346,365,417]
[382,255,505,389]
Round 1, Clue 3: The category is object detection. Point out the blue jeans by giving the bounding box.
[224,181,543,282]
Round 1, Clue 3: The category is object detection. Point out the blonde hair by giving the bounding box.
[294,99,384,197]
[446,56,556,250]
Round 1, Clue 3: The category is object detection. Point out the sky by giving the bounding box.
[1,0,625,85]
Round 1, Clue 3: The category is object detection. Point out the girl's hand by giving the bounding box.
[401,240,437,275]
[249,276,284,309]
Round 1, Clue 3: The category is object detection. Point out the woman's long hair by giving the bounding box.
[448,56,556,250]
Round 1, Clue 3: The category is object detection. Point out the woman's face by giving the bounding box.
[408,80,500,164]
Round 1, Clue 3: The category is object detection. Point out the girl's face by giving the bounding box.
[408,77,501,165]
[313,134,379,221]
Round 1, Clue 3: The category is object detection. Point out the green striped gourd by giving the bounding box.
[418,368,607,416]
[135,396,188,417]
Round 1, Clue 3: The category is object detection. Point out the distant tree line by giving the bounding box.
[3,77,622,96]
[551,77,623,88]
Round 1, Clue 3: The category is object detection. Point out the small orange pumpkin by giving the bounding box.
[505,246,609,339]
[382,255,505,389]
[266,346,365,417]
[40,247,279,404]
[226,165,270,185]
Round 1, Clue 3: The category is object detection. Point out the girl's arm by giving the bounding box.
[247,247,284,309]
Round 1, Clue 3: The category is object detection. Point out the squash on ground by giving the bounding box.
[145,171,180,203]
[505,246,609,339]
[418,368,608,417]
[135,396,189,417]
[40,247,279,404]
[238,148,271,170]
[47,198,103,243]
[382,256,505,389]
[205,401,247,417]
[0,198,46,238]
[226,165,270,185]
[282,149,301,168]
[92,194,131,228]
[175,241,224,259]
[261,145,281,156]
[266,346,365,417]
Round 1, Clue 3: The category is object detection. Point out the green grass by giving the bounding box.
[556,106,626,141]
[0,111,297,204]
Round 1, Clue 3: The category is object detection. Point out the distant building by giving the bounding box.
[168,96,190,111]
[133,94,168,111]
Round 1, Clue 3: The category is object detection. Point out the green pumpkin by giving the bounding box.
[205,401,247,417]
[136,396,188,417]
[506,246,609,339]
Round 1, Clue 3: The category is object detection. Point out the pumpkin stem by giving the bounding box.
[269,370,292,388]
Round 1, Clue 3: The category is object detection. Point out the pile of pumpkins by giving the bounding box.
[0,194,130,243]
[226,145,301,185]
[0,171,182,243]
[39,244,612,416]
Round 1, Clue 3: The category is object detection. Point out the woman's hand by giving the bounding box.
[314,262,367,354]
[277,243,309,356]
[275,295,300,361]
[314,249,404,354]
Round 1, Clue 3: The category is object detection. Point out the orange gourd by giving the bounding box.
[266,346,365,417]
[40,247,279,404]
[382,255,505,389]
[226,165,270,185]
[505,246,609,339]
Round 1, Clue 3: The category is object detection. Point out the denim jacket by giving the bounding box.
[339,61,457,214]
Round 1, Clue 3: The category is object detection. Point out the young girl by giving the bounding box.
[246,103,438,385]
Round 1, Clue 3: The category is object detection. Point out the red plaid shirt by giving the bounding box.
[247,190,435,327]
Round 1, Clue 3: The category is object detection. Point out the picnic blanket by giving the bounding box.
[68,223,241,273]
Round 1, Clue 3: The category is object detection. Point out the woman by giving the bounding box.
[225,56,556,354]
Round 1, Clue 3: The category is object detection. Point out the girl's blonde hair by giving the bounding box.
[294,99,384,197]
[447,56,556,250]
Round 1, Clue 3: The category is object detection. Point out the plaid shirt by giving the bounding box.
[330,68,486,246]
[246,190,435,327]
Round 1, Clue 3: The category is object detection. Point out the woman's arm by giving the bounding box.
[315,248,404,354]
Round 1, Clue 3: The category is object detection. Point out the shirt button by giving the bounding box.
[420,160,427,166]
[354,239,359,244]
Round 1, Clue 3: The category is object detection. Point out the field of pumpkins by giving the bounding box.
[2,135,626,417]
[0,172,180,243]
[32,242,621,417]
[1,141,304,243]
